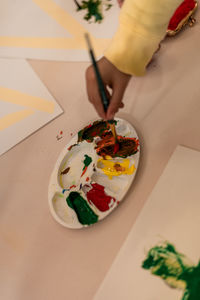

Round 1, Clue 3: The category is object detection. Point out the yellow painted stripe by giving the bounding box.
[0,109,34,131]
[0,37,85,49]
[0,87,55,113]
[33,0,86,38]
[0,36,109,54]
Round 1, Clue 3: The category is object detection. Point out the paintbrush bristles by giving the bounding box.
[110,123,117,140]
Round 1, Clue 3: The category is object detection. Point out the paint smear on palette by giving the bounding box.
[78,120,139,158]
[142,241,200,299]
[78,120,113,142]
[81,154,92,177]
[96,133,139,158]
[66,191,98,225]
[97,158,136,179]
[86,183,116,212]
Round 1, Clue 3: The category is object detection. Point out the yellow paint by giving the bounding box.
[0,109,34,131]
[59,174,64,189]
[0,87,55,113]
[0,36,109,55]
[0,0,110,55]
[105,155,113,160]
[0,37,86,49]
[97,158,136,179]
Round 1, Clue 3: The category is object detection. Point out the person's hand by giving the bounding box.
[85,56,131,120]
[117,0,124,8]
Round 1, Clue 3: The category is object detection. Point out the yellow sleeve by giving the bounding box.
[104,0,183,76]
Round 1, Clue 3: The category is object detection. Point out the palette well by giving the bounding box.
[48,118,140,229]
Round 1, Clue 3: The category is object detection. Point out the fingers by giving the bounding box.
[117,0,124,8]
[106,75,130,119]
[85,57,131,120]
[106,86,125,120]
[86,66,106,119]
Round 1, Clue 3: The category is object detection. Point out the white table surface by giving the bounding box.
[0,9,200,300]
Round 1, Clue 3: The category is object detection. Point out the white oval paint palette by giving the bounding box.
[48,118,140,229]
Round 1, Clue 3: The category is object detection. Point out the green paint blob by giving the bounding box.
[83,154,92,170]
[142,241,200,299]
[66,192,98,225]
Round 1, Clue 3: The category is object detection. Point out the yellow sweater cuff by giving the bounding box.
[104,0,183,76]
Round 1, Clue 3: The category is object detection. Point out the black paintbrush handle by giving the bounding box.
[89,49,109,112]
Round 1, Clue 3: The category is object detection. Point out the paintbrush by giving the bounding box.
[84,33,119,153]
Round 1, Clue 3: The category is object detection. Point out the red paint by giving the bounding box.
[113,143,119,154]
[168,0,196,30]
[91,131,97,137]
[86,183,116,212]
[60,131,63,135]
[70,185,76,189]
[81,166,87,177]
[86,177,90,182]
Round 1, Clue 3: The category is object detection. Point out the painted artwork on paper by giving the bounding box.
[48,118,140,228]
[142,241,200,300]
[0,0,119,61]
[0,58,63,156]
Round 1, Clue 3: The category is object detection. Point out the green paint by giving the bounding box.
[78,120,117,142]
[75,0,113,23]
[66,192,98,225]
[83,154,92,170]
[142,241,200,299]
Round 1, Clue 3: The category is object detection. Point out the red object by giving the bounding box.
[70,185,76,189]
[81,166,87,177]
[60,131,63,135]
[168,0,196,31]
[86,183,116,212]
[113,143,119,154]
[86,177,90,182]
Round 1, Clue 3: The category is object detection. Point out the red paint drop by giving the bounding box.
[86,183,116,212]
[60,131,63,135]
[70,185,76,189]
[86,177,90,182]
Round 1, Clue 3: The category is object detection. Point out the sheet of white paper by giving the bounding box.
[0,58,63,156]
[94,145,200,300]
[0,0,119,61]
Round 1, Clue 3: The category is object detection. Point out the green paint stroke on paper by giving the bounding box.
[142,241,200,300]
[66,192,98,225]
